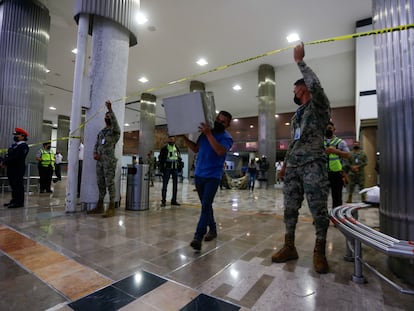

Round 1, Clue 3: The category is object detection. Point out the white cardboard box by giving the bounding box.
[163,91,216,135]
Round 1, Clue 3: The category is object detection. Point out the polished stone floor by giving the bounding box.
[0,177,413,310]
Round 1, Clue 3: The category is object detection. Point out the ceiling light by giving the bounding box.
[138,77,148,83]
[45,68,50,73]
[196,58,208,66]
[286,33,300,43]
[233,119,239,122]
[136,12,148,25]
[124,123,130,127]
[285,122,290,126]
[71,48,78,54]
[275,114,279,118]
[250,125,254,128]
[233,84,242,91]
[49,106,56,110]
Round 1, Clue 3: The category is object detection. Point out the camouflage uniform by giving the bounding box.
[347,149,367,194]
[284,61,331,239]
[94,111,120,202]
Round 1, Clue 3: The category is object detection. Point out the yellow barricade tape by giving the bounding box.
[1,24,413,155]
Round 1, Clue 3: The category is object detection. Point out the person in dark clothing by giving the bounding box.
[159,136,182,207]
[1,128,29,208]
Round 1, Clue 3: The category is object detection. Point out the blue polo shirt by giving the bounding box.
[195,131,233,179]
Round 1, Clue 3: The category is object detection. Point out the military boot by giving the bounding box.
[313,238,329,274]
[87,199,104,214]
[271,234,299,263]
[346,194,352,203]
[103,202,115,218]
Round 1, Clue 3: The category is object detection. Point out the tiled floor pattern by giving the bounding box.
[0,178,413,310]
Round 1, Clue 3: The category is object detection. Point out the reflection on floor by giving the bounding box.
[0,178,413,310]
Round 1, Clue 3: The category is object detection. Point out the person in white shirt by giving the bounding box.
[54,151,63,182]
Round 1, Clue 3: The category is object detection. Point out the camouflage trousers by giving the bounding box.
[96,156,117,202]
[283,160,330,239]
[348,172,365,194]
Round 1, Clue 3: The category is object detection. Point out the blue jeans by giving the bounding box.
[248,173,256,189]
[194,176,220,240]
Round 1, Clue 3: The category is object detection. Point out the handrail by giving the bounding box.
[329,203,414,295]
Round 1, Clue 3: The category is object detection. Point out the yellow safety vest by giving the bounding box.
[40,149,55,168]
[324,137,342,172]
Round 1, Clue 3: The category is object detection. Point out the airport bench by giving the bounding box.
[330,203,414,295]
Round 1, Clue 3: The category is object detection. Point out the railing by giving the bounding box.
[330,203,414,295]
[1,162,40,195]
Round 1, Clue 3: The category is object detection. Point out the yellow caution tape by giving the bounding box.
[1,24,412,155]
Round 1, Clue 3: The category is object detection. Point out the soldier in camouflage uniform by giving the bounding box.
[346,142,367,203]
[87,100,120,217]
[271,42,331,274]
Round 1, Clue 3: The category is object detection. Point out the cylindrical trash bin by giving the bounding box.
[126,164,149,210]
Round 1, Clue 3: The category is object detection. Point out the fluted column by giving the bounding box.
[374,0,414,285]
[258,64,276,186]
[0,0,50,160]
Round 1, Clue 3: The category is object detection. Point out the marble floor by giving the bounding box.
[0,178,413,311]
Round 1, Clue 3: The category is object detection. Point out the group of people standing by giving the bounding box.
[0,42,369,277]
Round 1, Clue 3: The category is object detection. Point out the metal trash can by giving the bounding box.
[126,164,149,211]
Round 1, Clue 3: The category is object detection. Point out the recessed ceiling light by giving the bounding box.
[233,84,242,91]
[53,123,58,127]
[138,77,148,83]
[286,33,300,43]
[49,106,56,110]
[124,123,130,127]
[275,114,279,118]
[196,58,208,66]
[45,68,50,73]
[136,12,148,25]
[233,118,239,122]
[71,48,78,54]
[250,125,254,128]
[285,122,290,126]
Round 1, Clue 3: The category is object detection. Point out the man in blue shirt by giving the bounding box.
[182,111,233,251]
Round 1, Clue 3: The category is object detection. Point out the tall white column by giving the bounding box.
[81,17,129,209]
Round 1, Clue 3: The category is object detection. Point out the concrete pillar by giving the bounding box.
[81,17,129,209]
[71,0,140,211]
[139,93,157,159]
[374,0,414,285]
[0,0,50,161]
[188,81,206,181]
[57,115,70,157]
[258,64,276,186]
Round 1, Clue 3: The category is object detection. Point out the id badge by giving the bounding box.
[294,127,301,140]
[101,138,106,145]
[355,158,359,164]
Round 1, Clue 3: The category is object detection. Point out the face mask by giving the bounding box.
[13,136,19,142]
[293,96,302,106]
[46,146,51,150]
[325,129,333,138]
[105,118,111,125]
[168,142,174,146]
[213,121,225,133]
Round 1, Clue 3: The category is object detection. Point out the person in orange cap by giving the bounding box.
[1,128,30,208]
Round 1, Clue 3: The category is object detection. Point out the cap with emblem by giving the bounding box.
[13,127,29,137]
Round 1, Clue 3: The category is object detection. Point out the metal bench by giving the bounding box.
[330,203,414,295]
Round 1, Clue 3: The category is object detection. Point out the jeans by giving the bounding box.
[194,176,220,240]
[248,173,256,189]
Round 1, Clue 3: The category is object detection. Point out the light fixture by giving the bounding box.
[275,114,279,118]
[138,77,148,83]
[124,123,130,127]
[285,122,290,126]
[136,12,148,25]
[233,118,239,122]
[71,48,77,54]
[250,125,254,128]
[286,33,300,43]
[45,68,50,73]
[232,84,242,91]
[196,58,208,66]
[49,106,56,110]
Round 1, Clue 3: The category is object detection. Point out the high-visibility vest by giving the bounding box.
[167,144,179,161]
[40,149,55,168]
[324,137,342,172]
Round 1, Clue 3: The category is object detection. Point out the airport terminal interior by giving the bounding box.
[0,178,413,310]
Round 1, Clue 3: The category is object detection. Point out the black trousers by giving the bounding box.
[328,171,344,208]
[8,171,25,205]
[38,165,53,192]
